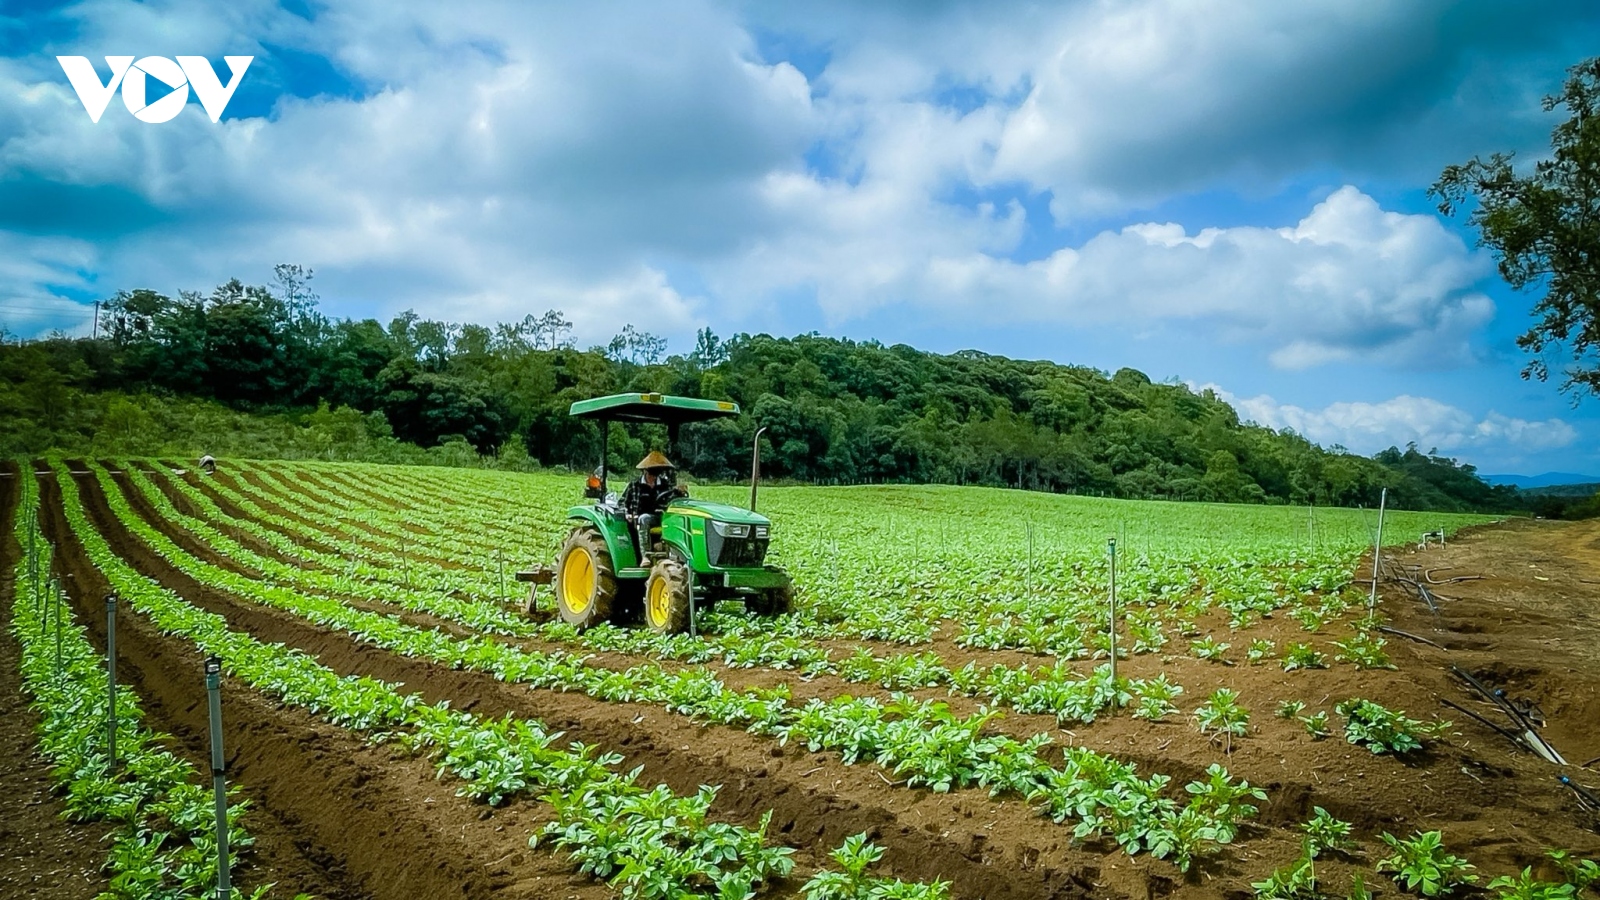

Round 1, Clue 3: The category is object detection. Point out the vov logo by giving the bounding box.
[57,56,253,123]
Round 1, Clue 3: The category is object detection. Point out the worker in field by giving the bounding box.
[199,454,217,475]
[623,450,687,552]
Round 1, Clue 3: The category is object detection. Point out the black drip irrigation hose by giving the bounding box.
[1560,776,1600,813]
[1451,666,1567,765]
[1439,697,1527,751]
[1379,626,1445,650]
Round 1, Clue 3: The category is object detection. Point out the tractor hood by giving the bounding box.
[667,499,771,526]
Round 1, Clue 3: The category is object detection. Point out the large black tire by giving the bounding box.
[746,581,794,617]
[555,527,617,629]
[643,557,692,634]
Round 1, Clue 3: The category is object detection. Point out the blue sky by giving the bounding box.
[4,1,1600,476]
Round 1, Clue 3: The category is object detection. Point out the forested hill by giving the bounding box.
[1,272,1520,513]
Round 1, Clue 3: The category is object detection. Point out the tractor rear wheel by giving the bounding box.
[643,558,692,634]
[747,582,793,617]
[555,527,617,629]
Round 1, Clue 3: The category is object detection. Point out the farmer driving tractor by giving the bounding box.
[623,450,687,553]
[528,392,793,634]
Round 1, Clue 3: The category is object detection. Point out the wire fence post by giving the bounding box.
[105,594,118,771]
[400,533,411,588]
[1107,537,1119,707]
[1026,523,1034,595]
[1368,487,1388,612]
[204,656,231,900]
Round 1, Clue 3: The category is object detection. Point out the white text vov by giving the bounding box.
[57,56,253,124]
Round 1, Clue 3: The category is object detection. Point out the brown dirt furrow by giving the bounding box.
[228,467,470,567]
[267,467,439,537]
[72,463,1143,900]
[0,462,113,900]
[44,469,611,900]
[133,461,350,567]
[105,470,678,682]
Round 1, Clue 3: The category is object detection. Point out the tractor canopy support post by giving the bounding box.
[598,418,609,495]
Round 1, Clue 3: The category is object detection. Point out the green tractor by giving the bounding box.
[549,392,792,634]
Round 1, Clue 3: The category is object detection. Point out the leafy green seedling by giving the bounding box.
[1378,830,1476,897]
[1334,632,1394,669]
[1301,807,1356,855]
[1299,711,1331,740]
[1195,688,1250,752]
[1247,639,1276,665]
[1283,643,1329,671]
[1191,637,1231,662]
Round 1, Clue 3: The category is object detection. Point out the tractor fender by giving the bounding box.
[564,505,639,570]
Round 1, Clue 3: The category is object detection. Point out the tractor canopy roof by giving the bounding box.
[568,392,741,425]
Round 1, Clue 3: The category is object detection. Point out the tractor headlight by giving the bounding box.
[754,525,769,539]
[713,522,750,538]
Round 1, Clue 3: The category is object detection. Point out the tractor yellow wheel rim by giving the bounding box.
[561,548,595,615]
[647,576,671,628]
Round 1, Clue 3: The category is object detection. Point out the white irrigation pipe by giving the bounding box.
[1107,537,1118,708]
[1368,487,1387,612]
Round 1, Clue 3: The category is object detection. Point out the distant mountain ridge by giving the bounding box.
[1482,472,1600,489]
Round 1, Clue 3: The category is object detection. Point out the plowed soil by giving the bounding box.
[6,460,1600,900]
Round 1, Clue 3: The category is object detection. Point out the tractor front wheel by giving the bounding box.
[556,527,617,629]
[644,558,692,634]
[746,582,793,617]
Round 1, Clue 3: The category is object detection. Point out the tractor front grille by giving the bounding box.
[706,531,768,568]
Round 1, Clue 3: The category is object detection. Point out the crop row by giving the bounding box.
[119,462,1206,727]
[9,472,263,899]
[85,461,1268,872]
[239,459,1390,651]
[52,462,877,900]
[139,460,1385,710]
[201,461,1357,664]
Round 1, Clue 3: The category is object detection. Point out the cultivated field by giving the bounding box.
[2,458,1597,900]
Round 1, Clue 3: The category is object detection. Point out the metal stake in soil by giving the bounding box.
[497,550,506,605]
[54,581,62,673]
[1107,537,1118,707]
[204,656,231,900]
[106,594,118,770]
[1368,487,1388,611]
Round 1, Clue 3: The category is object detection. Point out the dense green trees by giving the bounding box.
[1433,56,1600,396]
[2,272,1526,512]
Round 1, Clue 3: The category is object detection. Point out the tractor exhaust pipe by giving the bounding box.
[750,426,767,511]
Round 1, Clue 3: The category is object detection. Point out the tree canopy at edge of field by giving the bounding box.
[1431,55,1600,397]
[0,269,1539,514]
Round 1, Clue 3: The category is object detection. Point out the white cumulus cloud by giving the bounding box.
[732,185,1495,369]
[1199,384,1578,456]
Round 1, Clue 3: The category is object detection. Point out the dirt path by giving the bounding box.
[1384,517,1600,788]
